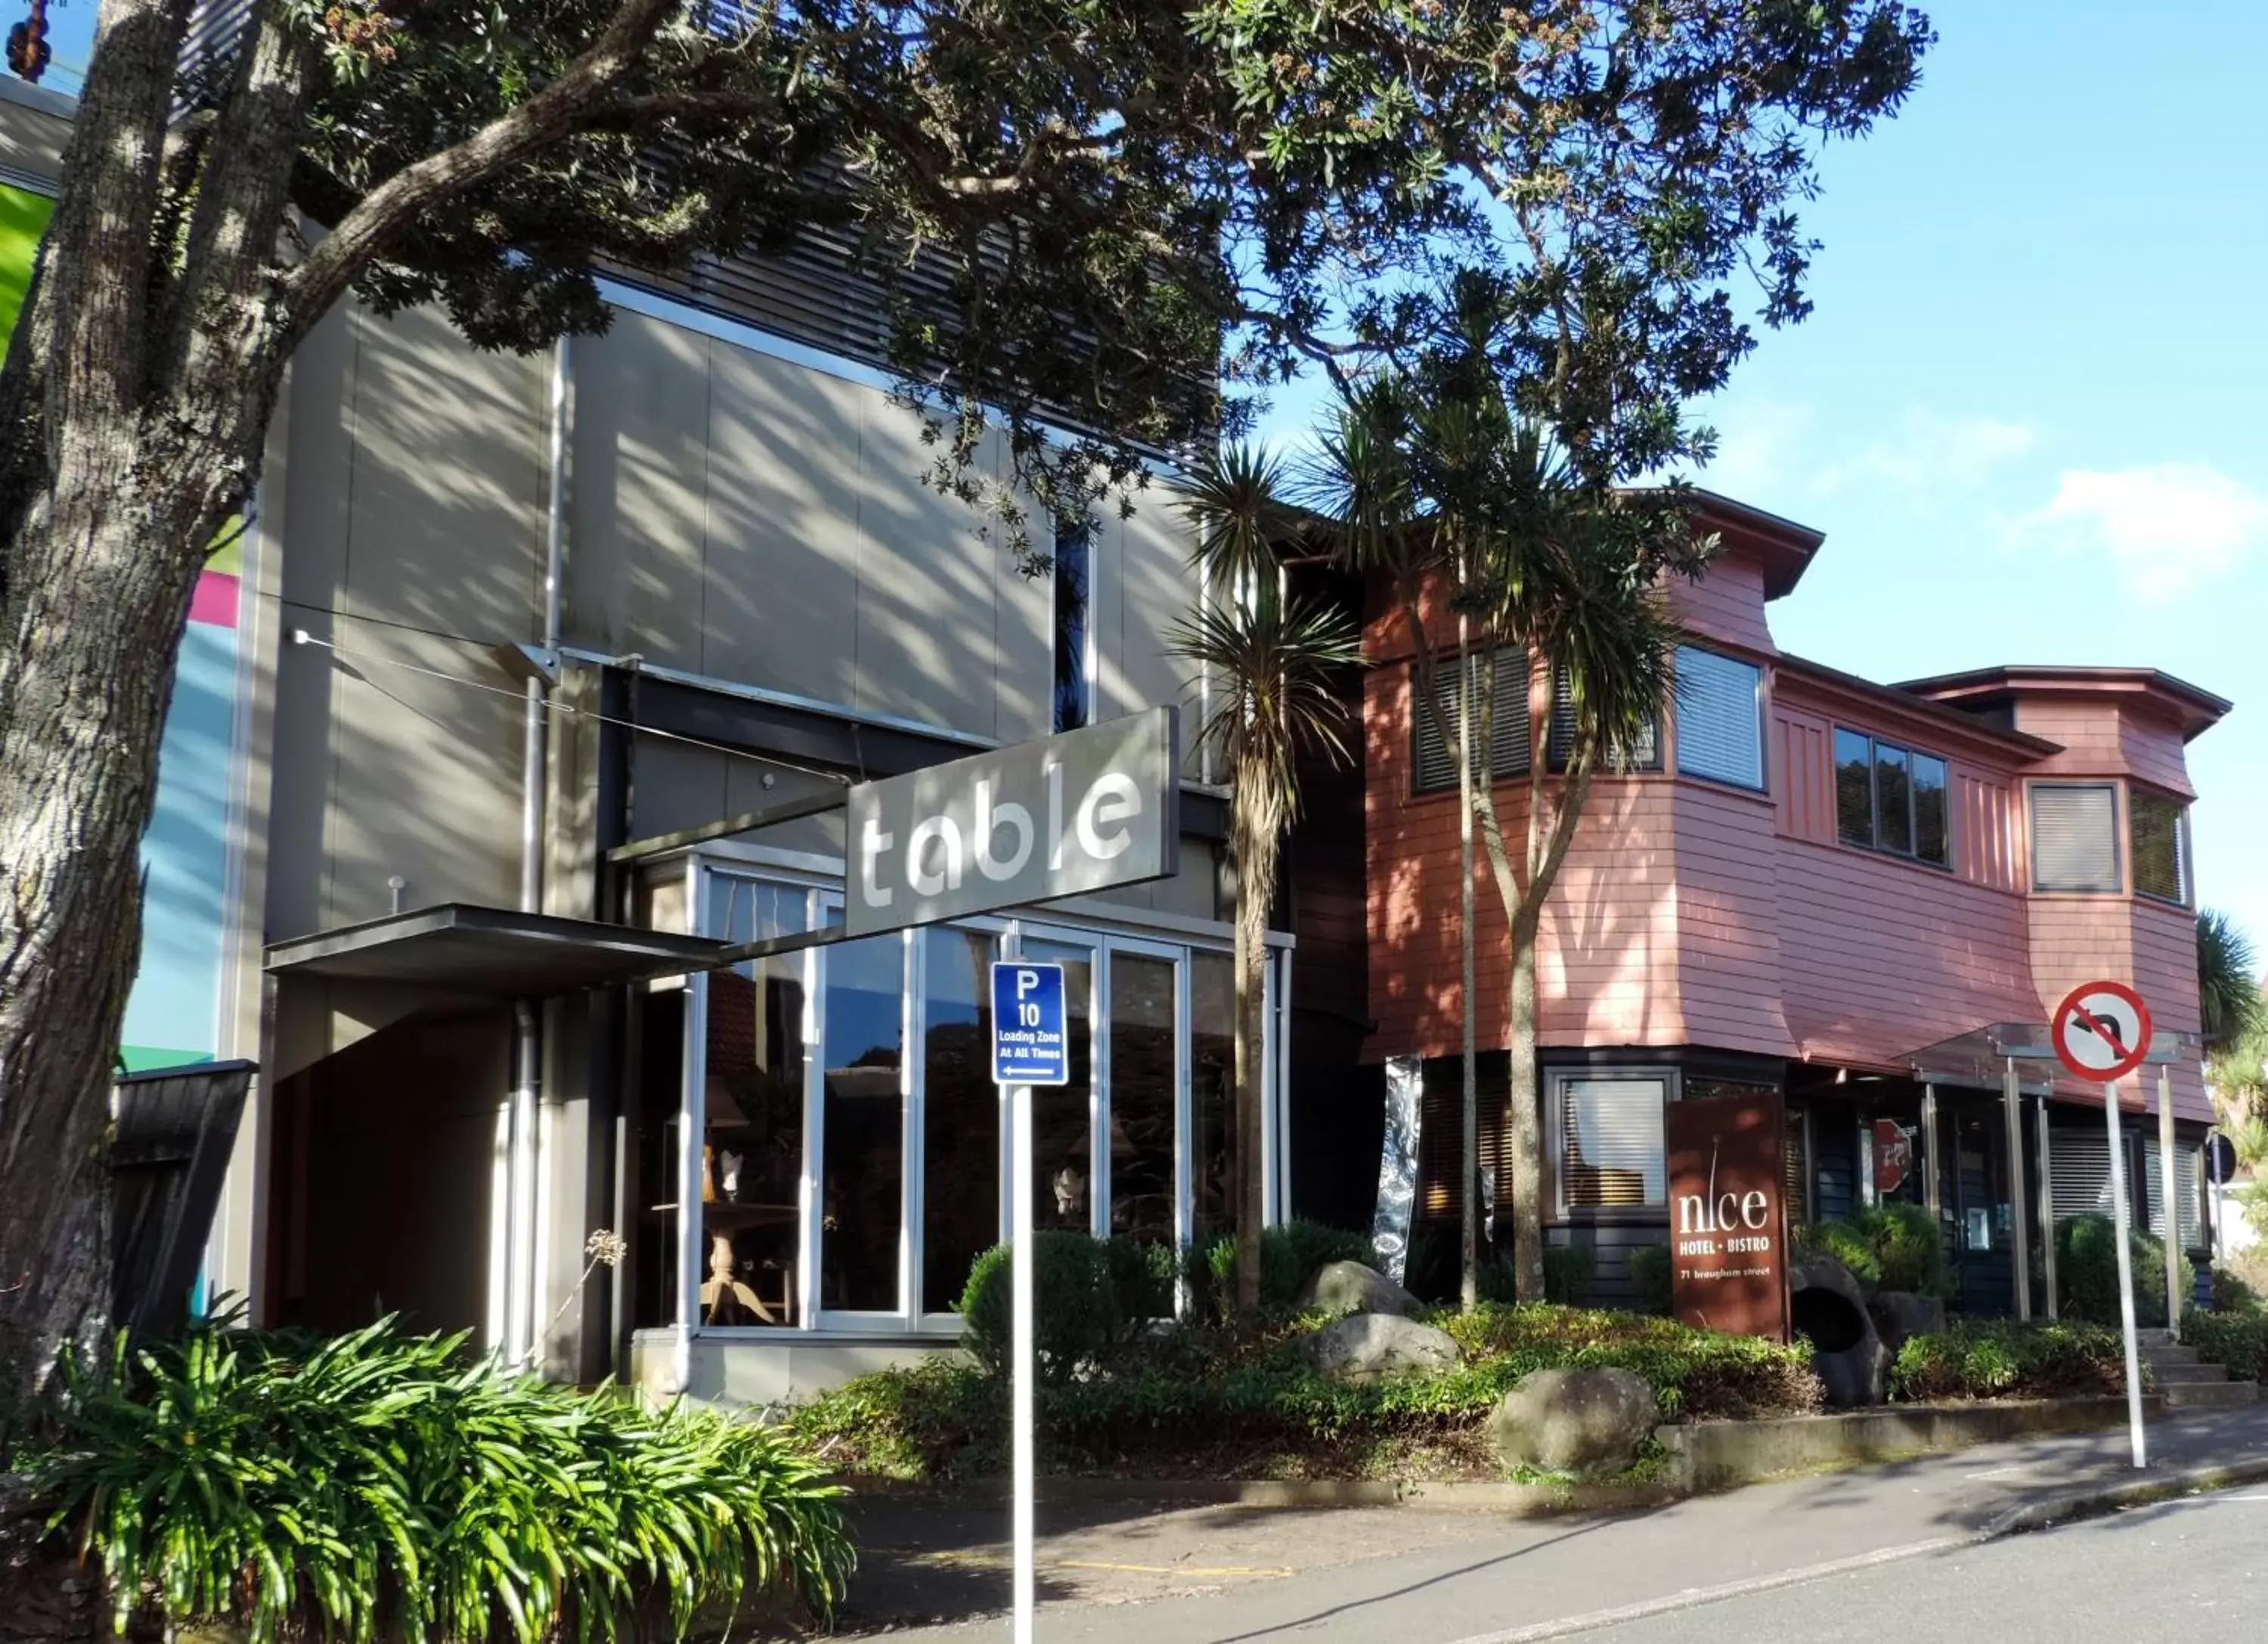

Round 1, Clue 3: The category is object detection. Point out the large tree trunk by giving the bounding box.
[1455,610,1478,1311]
[0,467,216,1397]
[1504,904,1545,1302]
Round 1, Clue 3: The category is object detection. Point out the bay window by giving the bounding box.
[2128,786,2189,904]
[1672,646,1765,789]
[1552,1071,1668,1217]
[2030,782,2120,893]
[1834,728,1950,867]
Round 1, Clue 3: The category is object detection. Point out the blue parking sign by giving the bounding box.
[991,963,1069,1087]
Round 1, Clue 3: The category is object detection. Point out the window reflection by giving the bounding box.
[699,880,810,1326]
[1191,951,1236,1249]
[820,935,906,1313]
[922,929,1000,1312]
[1022,938,1095,1232]
[1109,954,1178,1246]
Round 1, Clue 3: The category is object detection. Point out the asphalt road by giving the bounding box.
[1566,1487,2268,1643]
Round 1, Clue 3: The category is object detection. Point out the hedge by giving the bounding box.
[798,1301,1824,1481]
[2183,1307,2268,1382]
[1888,1319,2130,1403]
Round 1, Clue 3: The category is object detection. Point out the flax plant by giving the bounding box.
[29,1316,852,1642]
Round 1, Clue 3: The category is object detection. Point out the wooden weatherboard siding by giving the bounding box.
[1362,526,2226,1118]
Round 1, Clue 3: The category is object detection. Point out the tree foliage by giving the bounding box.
[0,0,1930,1385]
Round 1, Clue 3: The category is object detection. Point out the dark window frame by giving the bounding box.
[2028,780,2124,895]
[1833,726,1953,870]
[1669,644,1768,793]
[2127,783,2190,907]
[1546,1065,1675,1224]
[1411,647,1535,796]
[1544,669,1665,777]
[1050,516,1092,733]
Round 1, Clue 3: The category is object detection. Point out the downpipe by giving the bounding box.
[505,338,570,1369]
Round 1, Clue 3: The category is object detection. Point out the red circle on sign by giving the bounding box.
[2051,980,2153,1084]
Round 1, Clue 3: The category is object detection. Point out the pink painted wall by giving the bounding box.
[1362,538,2220,1124]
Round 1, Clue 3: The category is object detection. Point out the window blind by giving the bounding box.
[1411,650,1530,793]
[1558,1077,1666,1212]
[2143,1140,2204,1247]
[2031,783,2121,893]
[1674,647,1764,789]
[1545,672,1661,773]
[2051,1130,2136,1222]
[2129,788,2187,904]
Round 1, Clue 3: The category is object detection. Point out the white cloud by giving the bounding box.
[2018,462,2268,601]
[1694,400,1814,505]
[1824,411,2037,493]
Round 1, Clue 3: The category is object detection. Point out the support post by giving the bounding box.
[2159,1065,2181,1336]
[1921,1084,1941,1222]
[2037,1096,2058,1321]
[2003,1058,2031,1322]
[1011,1078,1036,1644]
[2104,1080,2146,1469]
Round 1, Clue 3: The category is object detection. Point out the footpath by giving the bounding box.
[832,1404,2268,1642]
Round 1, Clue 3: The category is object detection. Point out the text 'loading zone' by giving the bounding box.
[844,707,1180,938]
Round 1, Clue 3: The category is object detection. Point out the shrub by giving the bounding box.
[1437,1303,1823,1422]
[1853,1203,1947,1296]
[2056,1214,2195,1326]
[798,1301,1825,1483]
[2183,1307,2268,1382]
[1541,1245,1596,1304]
[1628,1245,1673,1315]
[2211,1263,2261,1314]
[1888,1319,2127,1403]
[29,1319,852,1642]
[1202,1219,1377,1313]
[961,1233,1137,1382]
[1794,1221,1883,1289]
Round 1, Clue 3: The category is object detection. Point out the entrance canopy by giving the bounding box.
[1904,1021,2201,1098]
[264,904,736,998]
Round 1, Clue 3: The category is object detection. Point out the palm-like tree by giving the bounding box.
[1170,445,1363,1315]
[1479,471,1690,1299]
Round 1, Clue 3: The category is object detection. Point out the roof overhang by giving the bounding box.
[1774,653,2065,761]
[1895,666,2232,743]
[1905,1020,2201,1099]
[1685,489,1826,600]
[265,904,734,997]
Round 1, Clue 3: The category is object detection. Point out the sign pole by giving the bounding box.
[2158,1065,2181,1333]
[2103,1077,2147,1469]
[1010,1075,1036,1643]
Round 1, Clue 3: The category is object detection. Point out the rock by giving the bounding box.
[1867,1289,1947,1357]
[1294,1260,1424,1319]
[1298,1313,1460,1382]
[1488,1367,1658,1478]
[1790,1256,1892,1407]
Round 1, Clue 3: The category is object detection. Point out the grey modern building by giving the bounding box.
[2,79,1340,1401]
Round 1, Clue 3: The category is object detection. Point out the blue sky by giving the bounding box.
[1260,2,2268,972]
[30,1,2266,964]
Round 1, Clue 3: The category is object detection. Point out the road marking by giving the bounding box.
[902,1549,1292,1579]
[1437,1537,1975,1643]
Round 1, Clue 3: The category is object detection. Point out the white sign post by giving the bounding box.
[2052,980,2155,1472]
[992,963,1070,1643]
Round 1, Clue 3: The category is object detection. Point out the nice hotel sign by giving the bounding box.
[1665,1091,1791,1341]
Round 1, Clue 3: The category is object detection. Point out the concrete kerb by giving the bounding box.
[1980,1453,2268,1537]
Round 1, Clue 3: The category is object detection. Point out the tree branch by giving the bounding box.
[278,0,685,352]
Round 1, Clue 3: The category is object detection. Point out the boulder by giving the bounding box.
[1488,1367,1658,1478]
[1295,1260,1424,1319]
[1298,1313,1460,1382]
[1867,1289,1947,1357]
[1790,1256,1891,1407]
